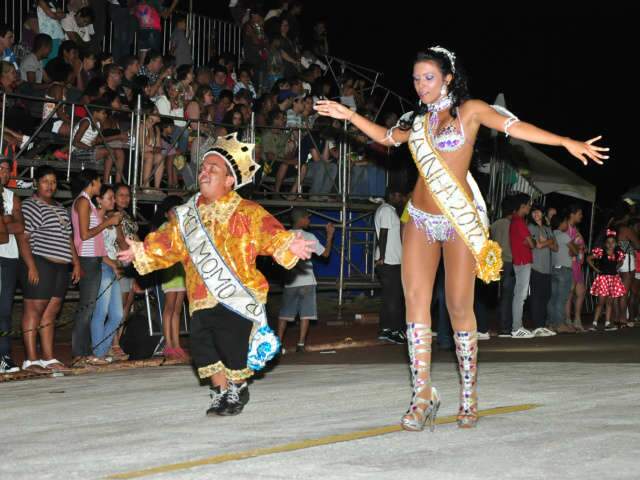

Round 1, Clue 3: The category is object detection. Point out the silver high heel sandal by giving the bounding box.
[402,323,441,432]
[454,331,478,428]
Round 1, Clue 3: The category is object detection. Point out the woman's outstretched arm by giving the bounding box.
[466,99,609,166]
[314,100,410,147]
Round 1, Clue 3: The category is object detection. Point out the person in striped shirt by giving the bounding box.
[19,166,82,372]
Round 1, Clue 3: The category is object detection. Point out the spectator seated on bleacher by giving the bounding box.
[233,67,258,99]
[120,55,140,101]
[0,61,39,136]
[213,89,234,123]
[305,116,339,198]
[70,97,111,169]
[0,23,18,70]
[20,34,52,86]
[60,7,95,53]
[42,61,74,139]
[140,50,171,98]
[46,40,84,92]
[261,110,289,184]
[209,65,227,100]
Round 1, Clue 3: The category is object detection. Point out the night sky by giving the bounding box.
[202,5,632,207]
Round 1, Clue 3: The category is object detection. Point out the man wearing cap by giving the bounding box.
[277,208,335,353]
[118,134,315,417]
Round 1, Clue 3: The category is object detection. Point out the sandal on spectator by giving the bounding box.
[71,357,88,368]
[108,346,130,361]
[86,356,112,366]
[41,359,70,372]
[21,360,49,373]
[174,347,189,360]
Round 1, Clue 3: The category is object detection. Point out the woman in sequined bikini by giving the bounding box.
[315,46,608,431]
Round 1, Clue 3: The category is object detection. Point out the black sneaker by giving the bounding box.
[219,382,249,416]
[295,343,306,353]
[0,355,20,374]
[378,329,393,341]
[391,330,407,343]
[206,387,228,417]
[379,329,405,344]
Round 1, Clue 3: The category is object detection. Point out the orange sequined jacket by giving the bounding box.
[131,191,299,314]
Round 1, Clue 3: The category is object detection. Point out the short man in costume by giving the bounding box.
[118,133,315,416]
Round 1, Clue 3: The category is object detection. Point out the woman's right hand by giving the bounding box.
[314,100,355,121]
[28,266,40,286]
[108,212,123,227]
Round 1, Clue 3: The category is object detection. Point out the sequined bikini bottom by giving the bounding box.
[407,201,456,243]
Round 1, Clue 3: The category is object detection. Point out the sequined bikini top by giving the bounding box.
[428,111,466,153]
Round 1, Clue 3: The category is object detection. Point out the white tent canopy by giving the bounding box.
[508,138,596,203]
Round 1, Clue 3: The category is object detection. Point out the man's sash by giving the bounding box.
[408,115,502,283]
[175,194,279,370]
[176,194,266,323]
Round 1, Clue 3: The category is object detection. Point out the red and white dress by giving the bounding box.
[590,248,626,298]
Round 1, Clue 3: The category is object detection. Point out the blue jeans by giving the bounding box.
[91,263,123,358]
[548,267,573,327]
[0,258,18,357]
[72,257,102,357]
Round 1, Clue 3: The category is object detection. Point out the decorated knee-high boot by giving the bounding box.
[401,323,440,432]
[454,330,479,428]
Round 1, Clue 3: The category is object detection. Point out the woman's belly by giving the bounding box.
[410,164,474,215]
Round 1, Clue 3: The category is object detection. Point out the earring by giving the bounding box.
[440,84,448,96]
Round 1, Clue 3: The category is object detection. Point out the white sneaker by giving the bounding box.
[477,332,491,340]
[533,327,557,337]
[511,328,535,339]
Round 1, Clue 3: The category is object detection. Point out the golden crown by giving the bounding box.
[202,133,259,189]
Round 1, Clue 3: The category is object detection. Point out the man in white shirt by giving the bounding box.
[277,208,335,353]
[20,34,52,84]
[375,188,406,344]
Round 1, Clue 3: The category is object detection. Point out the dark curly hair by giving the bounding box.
[400,47,471,130]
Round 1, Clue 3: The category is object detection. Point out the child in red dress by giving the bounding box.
[588,230,626,331]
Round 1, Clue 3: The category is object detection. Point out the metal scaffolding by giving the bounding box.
[0,91,381,318]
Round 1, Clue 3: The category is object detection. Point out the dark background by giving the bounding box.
[199,4,632,209]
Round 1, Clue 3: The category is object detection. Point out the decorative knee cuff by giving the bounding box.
[197,361,254,382]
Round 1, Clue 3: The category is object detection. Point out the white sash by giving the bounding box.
[408,114,502,283]
[175,194,267,324]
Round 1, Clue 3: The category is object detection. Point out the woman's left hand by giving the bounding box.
[562,136,609,165]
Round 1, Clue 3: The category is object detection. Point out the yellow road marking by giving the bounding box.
[108,403,539,479]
